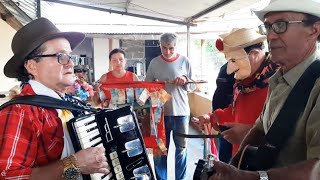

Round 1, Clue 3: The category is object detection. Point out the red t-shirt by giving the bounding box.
[105,71,135,83]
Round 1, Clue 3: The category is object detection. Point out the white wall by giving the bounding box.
[109,39,120,71]
[93,38,120,81]
[110,39,119,51]
[93,38,109,81]
[0,19,19,93]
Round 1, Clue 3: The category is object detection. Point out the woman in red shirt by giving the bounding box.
[92,48,139,105]
[99,48,139,82]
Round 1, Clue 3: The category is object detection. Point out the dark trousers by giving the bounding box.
[218,125,232,163]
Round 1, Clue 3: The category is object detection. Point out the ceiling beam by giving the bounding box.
[5,0,32,22]
[125,0,132,13]
[37,0,41,18]
[43,0,196,26]
[0,2,23,30]
[189,0,236,22]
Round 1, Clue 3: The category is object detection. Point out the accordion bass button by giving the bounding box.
[109,151,118,160]
[115,172,125,179]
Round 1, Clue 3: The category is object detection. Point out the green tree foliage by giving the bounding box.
[205,40,225,69]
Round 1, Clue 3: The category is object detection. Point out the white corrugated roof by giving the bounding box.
[45,0,268,37]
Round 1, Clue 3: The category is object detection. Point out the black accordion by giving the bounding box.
[67,105,155,180]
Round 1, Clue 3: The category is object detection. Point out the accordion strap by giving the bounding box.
[0,95,96,112]
[251,60,320,170]
[266,60,320,148]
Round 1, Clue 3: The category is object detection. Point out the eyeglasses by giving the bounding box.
[258,20,309,35]
[28,53,79,65]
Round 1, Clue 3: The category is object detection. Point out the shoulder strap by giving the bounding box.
[0,95,96,112]
[266,60,320,148]
[251,60,320,170]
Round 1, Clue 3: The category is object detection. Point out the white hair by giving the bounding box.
[159,33,178,45]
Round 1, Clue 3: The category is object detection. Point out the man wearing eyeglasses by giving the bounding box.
[206,0,320,180]
[0,18,109,179]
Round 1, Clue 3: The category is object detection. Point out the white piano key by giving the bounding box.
[94,143,104,148]
[74,115,95,128]
[91,172,112,180]
[77,127,98,140]
[77,128,98,139]
[101,173,113,180]
[78,129,100,144]
[90,173,102,180]
[77,128,99,140]
[81,137,102,149]
[77,122,98,133]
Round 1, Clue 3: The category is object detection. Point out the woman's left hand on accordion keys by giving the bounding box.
[74,146,110,175]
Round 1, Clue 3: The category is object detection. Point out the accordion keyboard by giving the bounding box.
[71,113,112,180]
[67,105,155,180]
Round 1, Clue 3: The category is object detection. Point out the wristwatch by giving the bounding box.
[257,171,269,180]
[62,155,81,180]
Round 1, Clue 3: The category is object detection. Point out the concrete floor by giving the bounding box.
[167,123,204,180]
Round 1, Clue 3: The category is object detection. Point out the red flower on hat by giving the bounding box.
[215,39,224,52]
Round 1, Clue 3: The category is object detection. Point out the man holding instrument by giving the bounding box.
[197,28,278,158]
[0,18,109,179]
[204,0,320,180]
[145,32,196,180]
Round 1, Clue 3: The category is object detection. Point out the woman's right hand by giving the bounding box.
[74,146,110,175]
[194,113,220,132]
[91,82,102,106]
[192,114,211,131]
[197,114,211,125]
[92,81,101,92]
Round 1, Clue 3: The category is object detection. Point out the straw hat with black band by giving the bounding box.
[4,17,85,78]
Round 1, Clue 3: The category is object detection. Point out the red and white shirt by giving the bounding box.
[0,81,73,178]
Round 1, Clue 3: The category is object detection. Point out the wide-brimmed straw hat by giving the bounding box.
[253,0,320,21]
[217,28,266,53]
[4,17,85,78]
